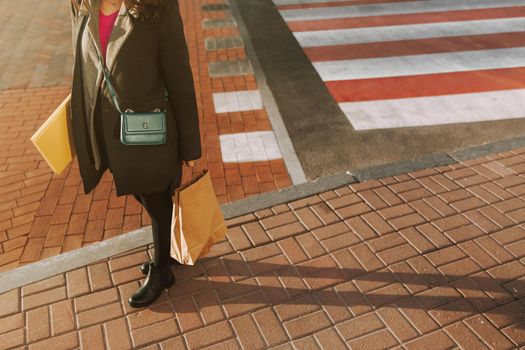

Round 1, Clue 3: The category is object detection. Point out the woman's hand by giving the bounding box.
[183,160,195,167]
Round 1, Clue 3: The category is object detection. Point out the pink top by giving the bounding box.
[99,9,119,61]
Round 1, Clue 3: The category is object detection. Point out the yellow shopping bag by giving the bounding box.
[170,167,227,265]
[30,93,76,175]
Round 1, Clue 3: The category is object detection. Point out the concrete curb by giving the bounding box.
[352,153,456,182]
[450,134,525,161]
[221,171,356,218]
[0,228,152,294]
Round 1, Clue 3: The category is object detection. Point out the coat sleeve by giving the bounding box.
[159,0,202,162]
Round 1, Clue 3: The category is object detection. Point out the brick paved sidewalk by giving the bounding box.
[1,148,524,349]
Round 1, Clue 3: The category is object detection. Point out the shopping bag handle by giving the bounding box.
[180,161,207,189]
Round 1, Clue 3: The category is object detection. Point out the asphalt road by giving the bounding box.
[233,0,525,180]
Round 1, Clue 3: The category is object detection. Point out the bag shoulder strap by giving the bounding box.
[94,46,168,114]
[95,52,123,114]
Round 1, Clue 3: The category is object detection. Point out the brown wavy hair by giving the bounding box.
[71,0,165,22]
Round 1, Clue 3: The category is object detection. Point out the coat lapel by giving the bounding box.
[83,0,134,73]
[85,0,103,60]
[72,14,86,51]
[71,0,89,50]
[81,0,135,111]
[106,3,134,74]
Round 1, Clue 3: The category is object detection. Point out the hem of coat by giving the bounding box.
[112,169,182,197]
[80,141,182,197]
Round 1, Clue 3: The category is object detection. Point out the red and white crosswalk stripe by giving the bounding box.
[274,0,525,130]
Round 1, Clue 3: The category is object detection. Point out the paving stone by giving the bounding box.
[202,18,237,28]
[283,310,332,340]
[348,329,399,349]
[253,307,288,346]
[22,274,64,297]
[79,324,105,349]
[76,301,123,328]
[0,313,24,334]
[103,317,133,350]
[377,306,419,342]
[404,330,455,350]
[231,314,266,350]
[205,36,244,50]
[201,3,230,11]
[313,327,347,350]
[184,320,234,349]
[445,322,491,349]
[27,331,79,350]
[208,59,253,77]
[464,315,516,349]
[336,312,384,340]
[74,287,119,313]
[50,299,75,336]
[22,286,66,311]
[26,306,50,343]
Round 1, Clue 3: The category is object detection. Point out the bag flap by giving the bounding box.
[124,112,165,132]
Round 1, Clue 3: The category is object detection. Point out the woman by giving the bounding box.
[69,0,202,308]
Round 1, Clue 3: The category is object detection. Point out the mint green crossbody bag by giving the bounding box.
[96,52,167,146]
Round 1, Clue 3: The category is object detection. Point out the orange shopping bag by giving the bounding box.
[170,167,227,265]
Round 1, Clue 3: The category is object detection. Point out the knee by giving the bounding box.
[140,192,173,217]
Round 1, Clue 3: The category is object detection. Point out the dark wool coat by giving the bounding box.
[69,0,202,197]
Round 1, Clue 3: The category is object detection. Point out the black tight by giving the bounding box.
[133,185,173,268]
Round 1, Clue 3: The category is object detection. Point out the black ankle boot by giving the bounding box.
[128,263,175,308]
[139,257,182,275]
